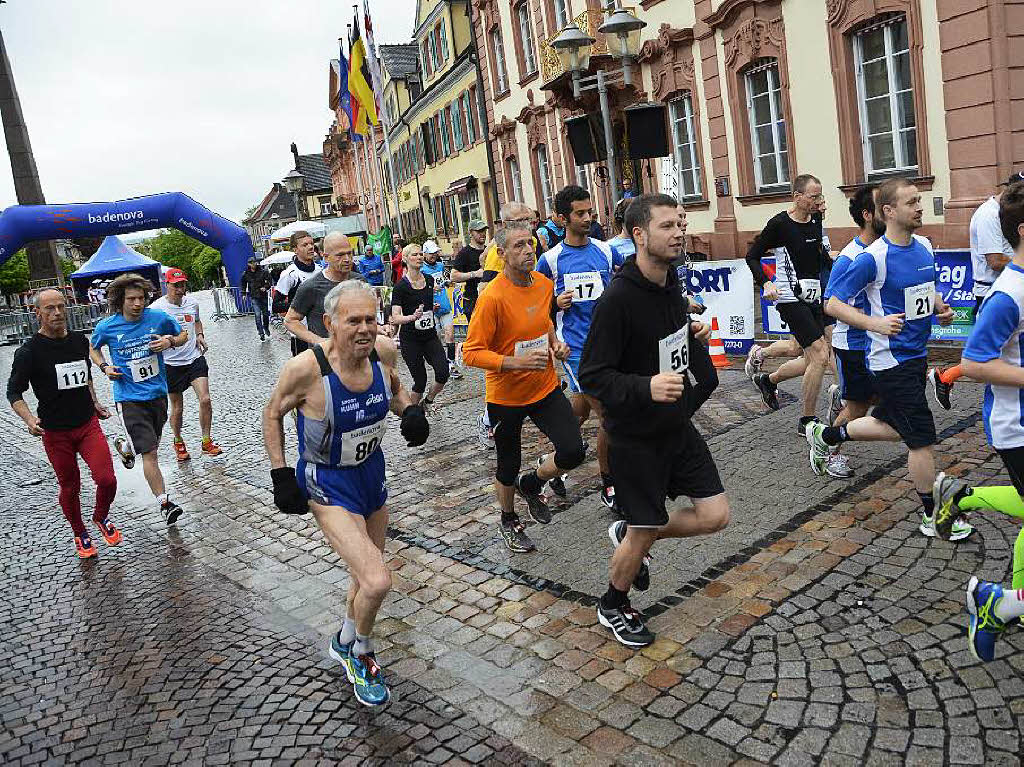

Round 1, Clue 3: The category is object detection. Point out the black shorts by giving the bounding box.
[116,397,168,455]
[996,447,1024,496]
[776,301,825,348]
[166,356,209,395]
[834,347,874,403]
[870,357,936,449]
[609,421,724,528]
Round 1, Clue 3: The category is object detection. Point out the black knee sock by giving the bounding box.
[501,510,519,525]
[919,492,935,518]
[799,415,818,428]
[822,425,849,446]
[601,583,628,610]
[518,469,543,495]
[601,472,613,490]
[446,342,456,361]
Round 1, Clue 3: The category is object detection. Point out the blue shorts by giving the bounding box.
[834,347,874,403]
[562,353,583,394]
[296,450,388,518]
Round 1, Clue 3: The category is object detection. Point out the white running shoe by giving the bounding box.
[825,451,854,479]
[744,345,764,380]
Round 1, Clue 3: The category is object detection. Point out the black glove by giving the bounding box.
[400,404,429,447]
[271,467,309,514]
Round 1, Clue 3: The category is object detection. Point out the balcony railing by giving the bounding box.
[540,8,635,84]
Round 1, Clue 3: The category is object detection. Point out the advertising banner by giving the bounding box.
[761,250,977,342]
[681,258,754,354]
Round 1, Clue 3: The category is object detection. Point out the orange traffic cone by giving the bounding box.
[709,316,731,369]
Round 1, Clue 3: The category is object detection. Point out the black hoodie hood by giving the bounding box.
[293,257,317,273]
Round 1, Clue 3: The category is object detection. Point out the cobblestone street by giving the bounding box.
[2,292,1023,766]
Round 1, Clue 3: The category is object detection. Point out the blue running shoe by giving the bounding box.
[350,653,390,706]
[328,633,355,683]
[966,576,1006,662]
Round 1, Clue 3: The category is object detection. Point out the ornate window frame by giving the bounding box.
[825,0,932,189]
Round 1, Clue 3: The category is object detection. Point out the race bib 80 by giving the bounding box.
[340,421,388,466]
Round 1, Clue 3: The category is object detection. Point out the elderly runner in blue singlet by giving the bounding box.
[263,280,430,708]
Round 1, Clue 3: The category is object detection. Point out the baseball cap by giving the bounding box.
[422,239,440,254]
[165,267,188,283]
[1002,170,1024,187]
[469,219,488,231]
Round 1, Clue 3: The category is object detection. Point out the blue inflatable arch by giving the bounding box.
[0,192,255,288]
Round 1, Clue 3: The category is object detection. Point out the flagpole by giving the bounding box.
[362,130,380,229]
[357,2,403,239]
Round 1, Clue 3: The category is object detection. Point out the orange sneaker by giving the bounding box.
[95,517,122,546]
[201,438,223,457]
[174,440,191,462]
[75,533,97,559]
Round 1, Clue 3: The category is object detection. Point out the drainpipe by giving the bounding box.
[466,1,499,217]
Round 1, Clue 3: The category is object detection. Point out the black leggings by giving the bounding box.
[686,332,719,417]
[400,333,450,394]
[487,387,586,486]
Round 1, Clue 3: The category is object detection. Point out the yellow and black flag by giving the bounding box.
[348,11,379,136]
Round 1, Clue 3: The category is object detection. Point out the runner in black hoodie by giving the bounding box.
[580,194,731,648]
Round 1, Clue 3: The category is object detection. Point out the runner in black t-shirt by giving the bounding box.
[6,289,120,559]
[451,221,488,320]
[390,244,450,409]
[745,174,830,433]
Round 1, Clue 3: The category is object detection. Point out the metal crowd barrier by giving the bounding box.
[0,303,107,345]
[210,287,255,321]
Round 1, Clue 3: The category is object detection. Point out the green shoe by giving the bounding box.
[933,472,970,541]
[920,510,973,541]
[805,421,829,476]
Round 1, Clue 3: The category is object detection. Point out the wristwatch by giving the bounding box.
[99,362,109,372]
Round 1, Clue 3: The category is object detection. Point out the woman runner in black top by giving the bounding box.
[390,244,450,407]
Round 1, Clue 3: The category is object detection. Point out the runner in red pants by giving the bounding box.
[7,289,120,558]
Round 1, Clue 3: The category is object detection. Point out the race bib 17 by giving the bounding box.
[564,271,604,302]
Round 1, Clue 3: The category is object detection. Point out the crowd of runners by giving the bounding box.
[7,172,1024,708]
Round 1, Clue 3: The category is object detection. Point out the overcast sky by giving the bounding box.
[0,0,412,222]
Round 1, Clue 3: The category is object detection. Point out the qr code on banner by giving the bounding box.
[729,315,745,335]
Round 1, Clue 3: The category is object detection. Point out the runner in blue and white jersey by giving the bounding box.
[809,178,971,540]
[536,185,624,511]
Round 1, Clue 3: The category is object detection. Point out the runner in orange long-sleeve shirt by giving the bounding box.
[462,221,587,553]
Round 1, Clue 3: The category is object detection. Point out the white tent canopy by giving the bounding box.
[269,220,327,242]
[260,251,295,266]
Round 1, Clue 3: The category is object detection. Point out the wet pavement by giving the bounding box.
[1,291,1022,765]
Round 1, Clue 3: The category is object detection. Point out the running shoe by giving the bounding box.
[449,363,463,380]
[825,451,854,479]
[478,413,494,449]
[933,471,970,542]
[597,601,655,648]
[798,417,820,436]
[919,512,973,541]
[928,368,953,411]
[113,436,135,469]
[349,653,391,707]
[328,634,356,682]
[827,384,844,426]
[499,518,536,553]
[608,520,651,591]
[75,533,97,559]
[601,485,620,514]
[805,421,830,476]
[174,440,191,462]
[537,455,567,498]
[753,373,779,411]
[162,499,184,526]
[94,517,122,546]
[966,576,1006,662]
[201,438,223,457]
[744,344,764,380]
[515,473,552,524]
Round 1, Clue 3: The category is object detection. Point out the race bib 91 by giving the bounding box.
[55,360,88,390]
[564,271,604,302]
[798,279,821,304]
[514,335,548,357]
[904,283,933,321]
[339,421,387,466]
[128,355,158,383]
[658,327,689,374]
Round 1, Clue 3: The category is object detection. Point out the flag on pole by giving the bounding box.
[337,37,359,141]
[363,0,385,125]
[348,11,379,136]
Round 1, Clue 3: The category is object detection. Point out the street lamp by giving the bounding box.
[551,4,646,207]
[282,168,306,221]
